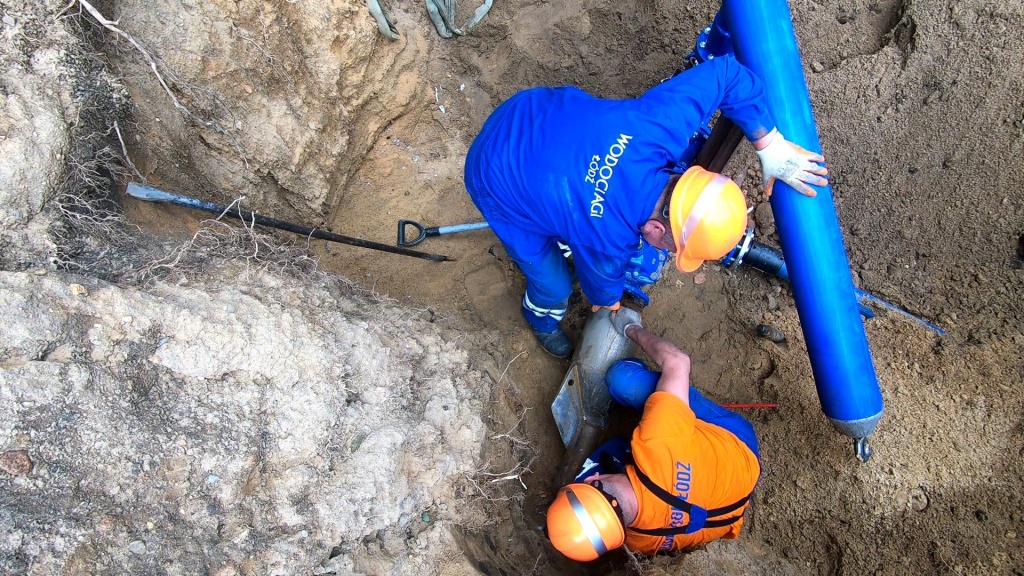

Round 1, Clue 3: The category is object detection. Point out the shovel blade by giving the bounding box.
[551,364,584,447]
[550,308,641,450]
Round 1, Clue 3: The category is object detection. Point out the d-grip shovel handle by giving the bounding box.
[397,219,490,247]
[397,219,431,247]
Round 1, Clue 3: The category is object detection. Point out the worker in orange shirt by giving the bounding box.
[546,315,761,560]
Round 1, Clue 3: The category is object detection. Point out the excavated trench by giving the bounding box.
[101,0,856,572]
[11,0,1022,573]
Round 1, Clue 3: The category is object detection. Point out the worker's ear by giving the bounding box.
[641,218,668,240]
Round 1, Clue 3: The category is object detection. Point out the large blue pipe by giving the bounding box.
[714,0,884,445]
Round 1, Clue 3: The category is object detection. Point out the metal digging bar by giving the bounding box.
[126,183,455,262]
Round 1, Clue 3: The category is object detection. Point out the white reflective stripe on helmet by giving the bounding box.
[566,489,609,556]
[679,173,729,246]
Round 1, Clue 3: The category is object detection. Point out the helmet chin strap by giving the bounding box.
[602,473,639,526]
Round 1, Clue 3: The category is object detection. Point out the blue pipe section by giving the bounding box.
[714,0,884,440]
[694,10,734,63]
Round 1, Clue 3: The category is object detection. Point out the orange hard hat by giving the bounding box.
[546,483,625,562]
[668,166,748,273]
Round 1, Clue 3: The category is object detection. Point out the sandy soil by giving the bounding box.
[301,0,1024,573]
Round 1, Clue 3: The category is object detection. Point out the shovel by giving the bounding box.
[396,219,490,247]
[551,307,641,487]
[127,183,455,262]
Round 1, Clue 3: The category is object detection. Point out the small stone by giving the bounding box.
[70,283,89,297]
[909,488,929,512]
[32,269,47,276]
[784,547,798,559]
[757,324,786,343]
[96,515,117,534]
[3,15,15,27]
[754,202,775,229]
[811,60,825,73]
[1007,531,1017,539]
[128,540,147,555]
[924,90,941,105]
[0,450,32,476]
[693,272,707,285]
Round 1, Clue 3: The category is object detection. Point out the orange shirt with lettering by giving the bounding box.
[624,391,760,554]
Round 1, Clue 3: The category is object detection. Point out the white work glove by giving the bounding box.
[755,129,829,197]
[609,309,643,339]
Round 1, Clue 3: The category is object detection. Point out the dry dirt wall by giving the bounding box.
[0,4,508,574]
[0,0,72,267]
[0,268,490,575]
[105,0,428,221]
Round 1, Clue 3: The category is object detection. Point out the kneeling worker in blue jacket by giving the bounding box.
[464,56,827,358]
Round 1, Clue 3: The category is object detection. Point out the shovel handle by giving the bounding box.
[126,183,455,262]
[398,220,431,247]
[397,219,490,247]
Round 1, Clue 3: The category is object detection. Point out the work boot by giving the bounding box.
[522,294,573,359]
[533,328,573,359]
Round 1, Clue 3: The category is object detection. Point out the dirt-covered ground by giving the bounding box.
[1,0,1022,574]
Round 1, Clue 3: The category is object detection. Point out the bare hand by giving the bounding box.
[591,301,621,313]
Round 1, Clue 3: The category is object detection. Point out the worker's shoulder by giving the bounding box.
[507,85,598,106]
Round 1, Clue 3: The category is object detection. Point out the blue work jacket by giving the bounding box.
[465,56,774,306]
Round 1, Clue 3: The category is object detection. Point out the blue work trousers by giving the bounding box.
[606,358,760,459]
[464,147,573,316]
